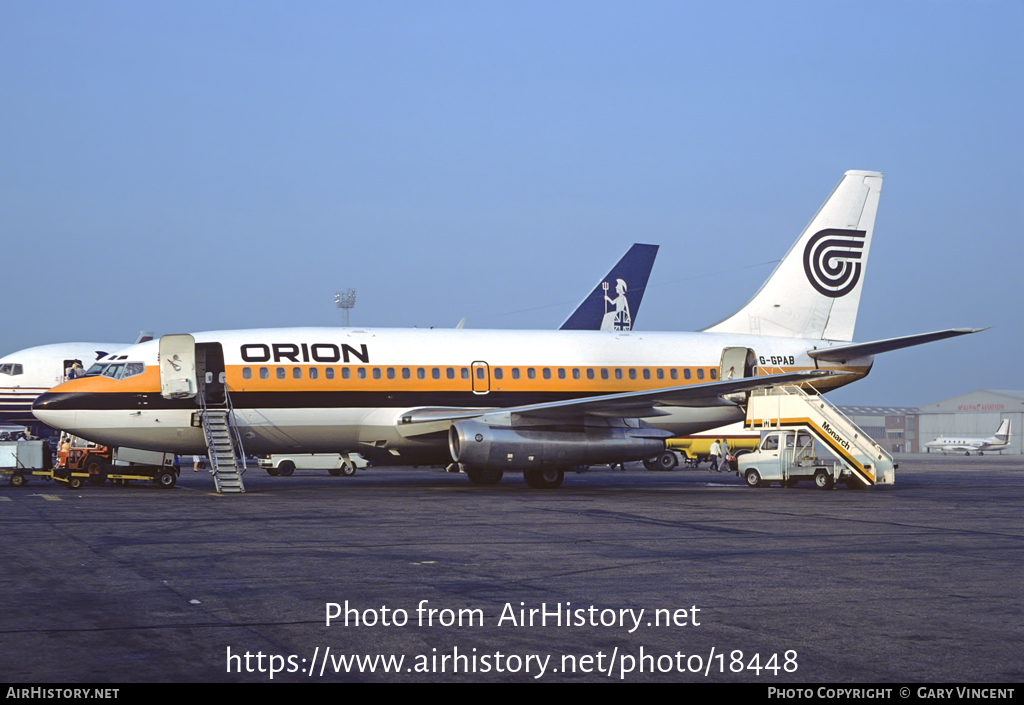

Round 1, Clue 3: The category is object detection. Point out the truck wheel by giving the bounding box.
[814,469,835,490]
[643,458,659,471]
[10,473,26,487]
[657,451,678,471]
[155,469,177,489]
[266,466,280,476]
[277,461,295,477]
[67,476,83,490]
[744,469,762,488]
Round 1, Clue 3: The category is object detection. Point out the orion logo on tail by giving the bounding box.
[802,229,867,298]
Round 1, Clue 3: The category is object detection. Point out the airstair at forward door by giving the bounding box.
[745,385,895,486]
[199,390,247,494]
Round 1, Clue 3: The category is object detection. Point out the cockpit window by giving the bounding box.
[123,362,145,379]
[0,363,24,376]
[82,362,146,380]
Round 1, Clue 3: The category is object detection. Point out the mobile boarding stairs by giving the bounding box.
[744,385,896,488]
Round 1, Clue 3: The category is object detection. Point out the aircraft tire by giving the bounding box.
[744,469,762,488]
[465,466,503,485]
[813,469,835,490]
[278,461,295,477]
[523,467,564,489]
[657,451,678,471]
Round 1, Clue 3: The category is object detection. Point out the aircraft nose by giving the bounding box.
[32,392,78,432]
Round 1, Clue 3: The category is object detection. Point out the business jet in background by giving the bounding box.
[925,419,1011,455]
[34,171,982,489]
[0,333,153,434]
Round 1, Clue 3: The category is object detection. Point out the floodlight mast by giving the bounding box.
[335,289,356,327]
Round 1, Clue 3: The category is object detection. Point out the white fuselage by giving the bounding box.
[31,327,870,464]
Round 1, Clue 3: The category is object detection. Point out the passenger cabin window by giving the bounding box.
[243,368,252,380]
[277,367,286,380]
[493,368,503,380]
[259,367,269,379]
[328,368,337,379]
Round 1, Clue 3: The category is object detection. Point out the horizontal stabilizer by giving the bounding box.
[807,328,985,363]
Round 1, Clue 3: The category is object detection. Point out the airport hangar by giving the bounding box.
[839,389,1023,455]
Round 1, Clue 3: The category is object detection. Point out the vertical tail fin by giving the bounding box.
[560,243,659,331]
[704,171,883,341]
[994,419,1011,442]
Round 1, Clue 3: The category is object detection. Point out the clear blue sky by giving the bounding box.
[2,1,1021,406]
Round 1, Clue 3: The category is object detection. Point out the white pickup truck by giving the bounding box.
[736,429,844,490]
[258,453,368,477]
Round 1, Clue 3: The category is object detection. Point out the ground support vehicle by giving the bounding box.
[53,442,179,490]
[258,453,368,477]
[0,440,52,487]
[736,430,846,489]
[738,386,896,489]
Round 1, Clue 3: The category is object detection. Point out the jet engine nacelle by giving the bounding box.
[449,419,667,470]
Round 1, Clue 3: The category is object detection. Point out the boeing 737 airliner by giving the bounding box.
[33,171,981,488]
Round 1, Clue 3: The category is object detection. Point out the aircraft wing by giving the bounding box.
[807,328,984,363]
[398,369,847,427]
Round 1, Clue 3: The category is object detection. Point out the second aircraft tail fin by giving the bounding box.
[560,243,659,331]
[704,170,883,342]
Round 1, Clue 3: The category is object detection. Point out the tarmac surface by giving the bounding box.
[2,454,1021,683]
